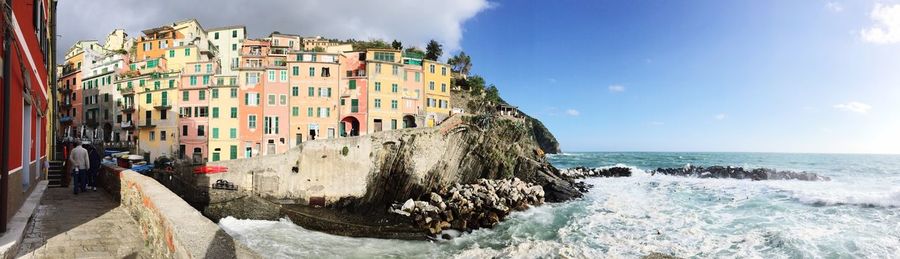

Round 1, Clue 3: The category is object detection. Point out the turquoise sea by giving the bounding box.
[219,152,900,258]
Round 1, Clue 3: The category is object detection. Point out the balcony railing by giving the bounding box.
[121,87,135,96]
[122,105,135,113]
[154,103,172,110]
[120,121,134,129]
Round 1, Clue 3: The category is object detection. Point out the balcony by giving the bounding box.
[59,101,72,109]
[122,105,135,113]
[121,121,134,130]
[121,87,135,96]
[154,103,172,110]
[138,122,156,129]
[243,50,264,57]
[238,62,265,70]
[270,60,287,67]
[57,87,72,95]
[269,48,288,56]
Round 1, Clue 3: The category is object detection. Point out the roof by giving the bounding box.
[268,32,302,38]
[207,25,246,32]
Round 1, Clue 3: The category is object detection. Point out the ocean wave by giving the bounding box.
[786,189,900,208]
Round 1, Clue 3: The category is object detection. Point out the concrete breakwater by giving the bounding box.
[388,178,545,237]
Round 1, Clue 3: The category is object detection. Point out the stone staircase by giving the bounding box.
[48,154,66,188]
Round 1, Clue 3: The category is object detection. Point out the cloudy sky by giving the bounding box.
[59,0,900,154]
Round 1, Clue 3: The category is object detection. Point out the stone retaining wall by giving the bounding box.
[100,166,259,259]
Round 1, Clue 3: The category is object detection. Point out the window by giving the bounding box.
[349,80,356,90]
[149,131,155,141]
[375,63,381,74]
[230,88,238,98]
[212,107,219,118]
[190,76,197,86]
[169,50,175,58]
[195,64,201,73]
[212,89,219,99]
[442,83,447,92]
[199,90,206,100]
[292,107,299,116]
[230,128,237,139]
[280,95,287,105]
[197,107,209,117]
[430,64,435,73]
[185,48,191,56]
[232,44,237,51]
[375,82,381,92]
[391,119,397,130]
[245,93,260,106]
[169,80,175,88]
[292,86,299,96]
[374,99,381,109]
[292,66,299,76]
[248,73,259,85]
[391,100,398,110]
[373,52,395,62]
[146,93,152,104]
[351,99,359,112]
[232,30,238,38]
[212,152,220,162]
[268,94,276,105]
[308,87,314,97]
[212,128,219,139]
[392,65,398,76]
[214,32,220,39]
[249,115,257,129]
[197,125,205,136]
[230,107,238,118]
[442,67,447,76]
[268,70,275,81]
[307,107,313,117]
[182,125,188,136]
[203,75,210,85]
[321,67,330,77]
[392,84,398,93]
[429,81,435,91]
[183,91,189,101]
[280,70,288,81]
[309,67,315,77]
[230,145,238,159]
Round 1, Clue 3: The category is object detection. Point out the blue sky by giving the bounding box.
[457,0,900,154]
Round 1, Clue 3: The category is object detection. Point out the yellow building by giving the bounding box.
[365,49,405,133]
[422,59,452,127]
[133,72,181,161]
[162,45,202,73]
[207,75,241,161]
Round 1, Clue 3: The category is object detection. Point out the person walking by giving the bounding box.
[68,142,90,194]
[87,144,101,191]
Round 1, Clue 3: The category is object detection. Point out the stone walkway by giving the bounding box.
[15,188,151,258]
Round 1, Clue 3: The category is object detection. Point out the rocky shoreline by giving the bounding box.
[559,166,633,178]
[388,178,545,237]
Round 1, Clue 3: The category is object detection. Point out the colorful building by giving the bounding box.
[288,51,340,146]
[236,39,267,158]
[127,57,181,161]
[207,74,241,161]
[178,60,217,162]
[207,25,246,76]
[422,59,452,127]
[338,52,368,136]
[401,53,425,128]
[0,0,55,230]
[364,49,405,133]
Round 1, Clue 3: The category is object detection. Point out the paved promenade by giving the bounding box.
[15,188,150,258]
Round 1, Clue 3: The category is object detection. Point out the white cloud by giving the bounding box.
[834,101,872,114]
[57,0,492,62]
[608,84,626,93]
[565,109,580,116]
[826,2,844,13]
[861,4,900,44]
[714,113,727,120]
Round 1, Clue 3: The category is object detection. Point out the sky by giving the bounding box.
[59,0,900,154]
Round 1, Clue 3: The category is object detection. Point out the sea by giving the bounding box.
[218,152,900,258]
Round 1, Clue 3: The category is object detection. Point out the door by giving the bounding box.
[22,103,32,190]
[374,119,382,132]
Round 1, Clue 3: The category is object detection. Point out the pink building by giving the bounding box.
[236,39,290,157]
[261,43,290,155]
[338,52,368,136]
[178,60,218,162]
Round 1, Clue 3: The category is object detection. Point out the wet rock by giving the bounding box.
[652,165,830,181]
[559,166,633,179]
[389,178,545,236]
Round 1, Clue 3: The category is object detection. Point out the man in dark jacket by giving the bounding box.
[86,144,102,191]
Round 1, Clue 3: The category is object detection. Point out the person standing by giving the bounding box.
[68,142,90,194]
[87,144,101,191]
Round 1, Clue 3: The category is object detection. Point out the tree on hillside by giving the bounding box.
[405,47,425,57]
[448,51,472,76]
[391,40,402,50]
[425,40,443,60]
[351,39,391,51]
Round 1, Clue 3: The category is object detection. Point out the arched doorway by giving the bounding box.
[403,115,417,129]
[341,116,360,137]
[103,123,113,142]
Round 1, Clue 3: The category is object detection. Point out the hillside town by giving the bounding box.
[57,19,462,165]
